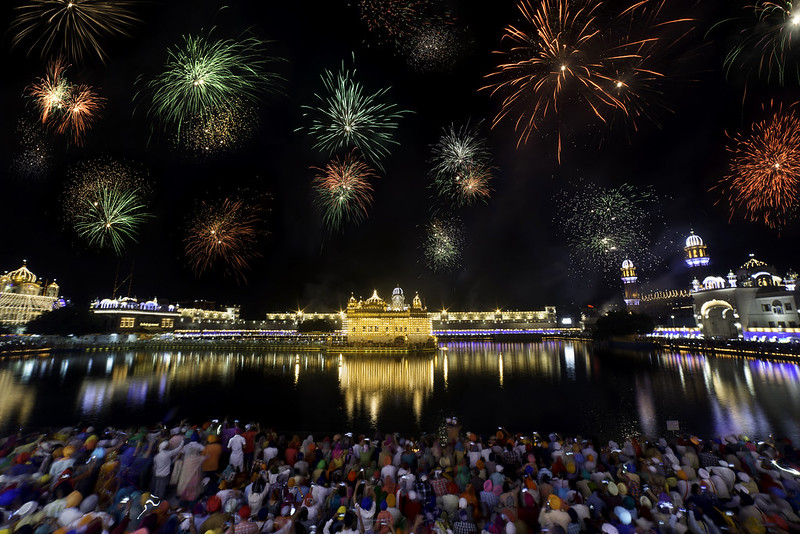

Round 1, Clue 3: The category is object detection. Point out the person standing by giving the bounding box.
[229,429,247,473]
[152,439,183,498]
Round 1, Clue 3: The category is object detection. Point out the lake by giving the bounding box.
[1,340,799,442]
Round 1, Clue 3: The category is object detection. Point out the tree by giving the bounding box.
[594,310,655,340]
[26,305,110,336]
[297,318,338,333]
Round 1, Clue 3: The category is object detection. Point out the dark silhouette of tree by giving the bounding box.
[26,305,110,335]
[594,311,655,340]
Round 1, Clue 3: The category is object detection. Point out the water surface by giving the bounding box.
[1,341,799,441]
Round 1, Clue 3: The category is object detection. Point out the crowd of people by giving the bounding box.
[1,419,799,534]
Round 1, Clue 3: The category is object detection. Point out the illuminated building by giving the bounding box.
[684,231,710,268]
[0,261,62,326]
[691,255,800,340]
[343,286,433,344]
[90,297,181,333]
[178,301,241,324]
[620,259,641,309]
[628,230,800,340]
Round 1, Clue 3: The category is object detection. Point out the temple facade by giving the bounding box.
[343,286,433,344]
[0,261,62,326]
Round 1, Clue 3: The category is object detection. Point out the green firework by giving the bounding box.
[74,184,150,254]
[300,60,410,169]
[143,29,282,134]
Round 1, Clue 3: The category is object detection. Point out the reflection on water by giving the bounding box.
[1,342,800,441]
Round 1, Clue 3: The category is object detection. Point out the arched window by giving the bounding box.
[773,300,784,315]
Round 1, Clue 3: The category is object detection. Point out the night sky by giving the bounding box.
[2,0,800,319]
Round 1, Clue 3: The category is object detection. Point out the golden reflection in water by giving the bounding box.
[499,353,504,387]
[338,355,434,426]
[443,353,448,390]
[0,370,35,428]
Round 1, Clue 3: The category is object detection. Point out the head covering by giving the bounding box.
[207,496,221,513]
[548,495,562,510]
[239,506,251,518]
[336,506,347,519]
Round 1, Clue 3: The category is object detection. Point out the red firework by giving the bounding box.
[718,101,800,229]
[312,150,376,230]
[185,198,263,280]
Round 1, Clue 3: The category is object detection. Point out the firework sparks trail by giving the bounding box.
[185,198,263,280]
[312,150,376,231]
[299,59,410,170]
[555,181,662,279]
[430,121,494,205]
[716,101,800,229]
[142,29,283,135]
[176,99,259,156]
[10,0,141,63]
[27,57,104,144]
[714,1,800,86]
[64,159,151,254]
[483,0,693,161]
[423,215,464,272]
[74,184,151,255]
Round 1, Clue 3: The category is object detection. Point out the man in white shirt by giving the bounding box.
[152,440,183,498]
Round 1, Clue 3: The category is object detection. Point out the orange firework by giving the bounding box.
[26,57,104,144]
[185,198,263,280]
[483,0,692,161]
[454,164,493,206]
[718,101,800,229]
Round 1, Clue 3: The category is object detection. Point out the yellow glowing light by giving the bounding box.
[560,65,566,72]
[615,81,623,88]
[792,13,800,25]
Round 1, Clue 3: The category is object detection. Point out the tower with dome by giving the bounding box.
[0,261,63,326]
[343,285,434,347]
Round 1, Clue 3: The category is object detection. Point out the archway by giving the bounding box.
[700,300,739,339]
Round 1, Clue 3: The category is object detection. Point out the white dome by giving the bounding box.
[702,276,726,289]
[621,259,634,269]
[392,286,404,296]
[685,233,704,248]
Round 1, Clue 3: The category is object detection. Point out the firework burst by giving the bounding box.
[359,0,427,46]
[176,99,259,156]
[64,159,151,254]
[74,185,151,255]
[430,121,494,205]
[10,0,141,63]
[452,164,493,206]
[716,101,800,229]
[404,23,469,72]
[142,29,283,135]
[423,215,464,272]
[299,59,410,170]
[27,57,104,144]
[714,1,800,86]
[483,0,692,160]
[555,180,662,279]
[10,118,52,179]
[185,198,264,280]
[312,151,376,231]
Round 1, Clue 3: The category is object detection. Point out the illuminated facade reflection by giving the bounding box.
[2,343,800,441]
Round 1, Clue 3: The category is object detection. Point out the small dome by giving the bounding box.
[8,262,37,284]
[685,232,704,248]
[392,286,404,296]
[621,259,634,269]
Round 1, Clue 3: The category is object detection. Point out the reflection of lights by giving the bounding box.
[21,361,34,383]
[564,343,575,380]
[106,356,114,374]
[443,353,449,390]
[499,353,504,387]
